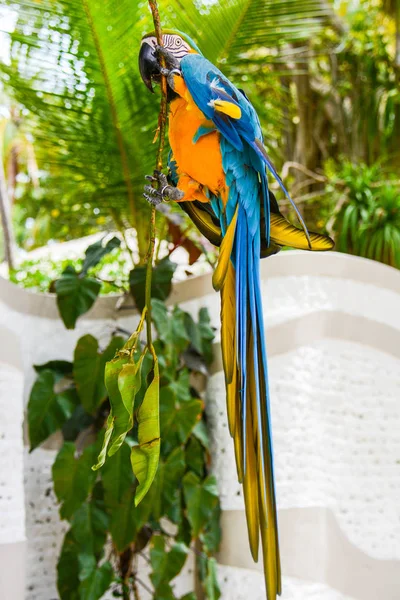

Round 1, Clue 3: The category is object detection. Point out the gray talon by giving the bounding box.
[143,186,163,206]
[167,68,182,90]
[143,170,184,204]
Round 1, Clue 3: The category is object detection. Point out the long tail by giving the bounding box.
[217,204,281,599]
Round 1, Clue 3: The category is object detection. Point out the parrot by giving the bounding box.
[139,29,334,599]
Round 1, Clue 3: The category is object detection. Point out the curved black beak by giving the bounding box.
[139,41,160,93]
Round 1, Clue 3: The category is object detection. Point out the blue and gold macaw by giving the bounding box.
[139,30,334,599]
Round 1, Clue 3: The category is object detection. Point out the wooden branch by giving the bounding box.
[0,156,15,271]
[281,161,327,183]
[145,0,168,358]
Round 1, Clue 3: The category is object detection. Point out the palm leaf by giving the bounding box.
[1,0,334,257]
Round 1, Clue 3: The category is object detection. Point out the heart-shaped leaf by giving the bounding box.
[28,370,79,450]
[55,266,101,329]
[81,236,121,275]
[73,335,125,414]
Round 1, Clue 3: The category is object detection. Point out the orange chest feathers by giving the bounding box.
[168,95,225,195]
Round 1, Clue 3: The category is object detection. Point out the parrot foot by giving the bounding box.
[143,170,184,205]
[155,46,181,71]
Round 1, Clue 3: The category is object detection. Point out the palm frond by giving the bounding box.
[1,0,335,256]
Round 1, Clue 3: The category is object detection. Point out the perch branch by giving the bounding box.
[145,0,168,359]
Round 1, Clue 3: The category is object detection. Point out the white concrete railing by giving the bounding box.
[0,251,400,599]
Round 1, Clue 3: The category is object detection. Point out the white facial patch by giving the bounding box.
[141,34,191,61]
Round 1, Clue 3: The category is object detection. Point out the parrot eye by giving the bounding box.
[175,38,182,46]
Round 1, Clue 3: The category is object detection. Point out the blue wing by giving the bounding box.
[180,53,310,243]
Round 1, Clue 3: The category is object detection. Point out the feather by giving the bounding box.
[243,346,260,562]
[212,204,239,291]
[209,99,242,119]
[179,200,222,246]
[220,262,236,384]
[251,139,312,249]
[270,212,334,250]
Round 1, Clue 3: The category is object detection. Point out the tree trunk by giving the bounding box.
[395,0,400,68]
[0,157,16,271]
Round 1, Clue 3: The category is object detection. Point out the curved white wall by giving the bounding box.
[1,250,400,600]
[0,326,25,600]
[206,252,400,600]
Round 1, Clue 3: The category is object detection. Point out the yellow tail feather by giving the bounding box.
[212,206,239,291]
[270,213,334,251]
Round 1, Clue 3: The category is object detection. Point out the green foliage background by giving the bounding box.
[28,289,220,600]
[1,0,400,269]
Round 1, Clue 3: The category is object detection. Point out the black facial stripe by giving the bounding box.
[173,49,189,58]
[163,34,173,48]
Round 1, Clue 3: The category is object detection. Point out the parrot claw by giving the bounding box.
[167,68,182,90]
[143,185,164,206]
[143,170,184,205]
[155,46,181,71]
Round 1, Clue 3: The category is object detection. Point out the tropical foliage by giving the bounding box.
[330,160,400,267]
[28,279,220,600]
[1,0,399,272]
[0,0,333,261]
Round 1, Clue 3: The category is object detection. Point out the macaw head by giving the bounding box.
[139,29,201,93]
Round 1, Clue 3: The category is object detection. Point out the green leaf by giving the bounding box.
[200,503,222,555]
[81,236,121,275]
[192,420,210,450]
[183,308,215,367]
[74,335,125,414]
[78,561,113,600]
[162,446,186,521]
[57,531,80,600]
[176,515,192,547]
[70,500,108,559]
[108,485,150,552]
[52,442,98,520]
[149,582,175,600]
[160,388,203,453]
[202,557,221,600]
[183,473,219,538]
[129,257,176,312]
[180,594,196,600]
[185,437,205,478]
[92,413,114,471]
[131,358,160,505]
[198,307,215,366]
[151,446,186,523]
[100,424,151,552]
[169,369,191,403]
[175,401,203,444]
[118,352,145,414]
[62,405,94,443]
[101,441,134,507]
[55,266,101,329]
[28,370,79,450]
[105,355,131,455]
[152,302,190,359]
[150,536,188,590]
[33,360,73,377]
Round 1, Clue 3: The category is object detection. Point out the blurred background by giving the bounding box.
[0,0,399,280]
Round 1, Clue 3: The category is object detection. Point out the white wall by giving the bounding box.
[206,252,400,600]
[0,326,25,600]
[0,251,399,600]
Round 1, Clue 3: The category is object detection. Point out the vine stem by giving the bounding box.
[145,0,168,358]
